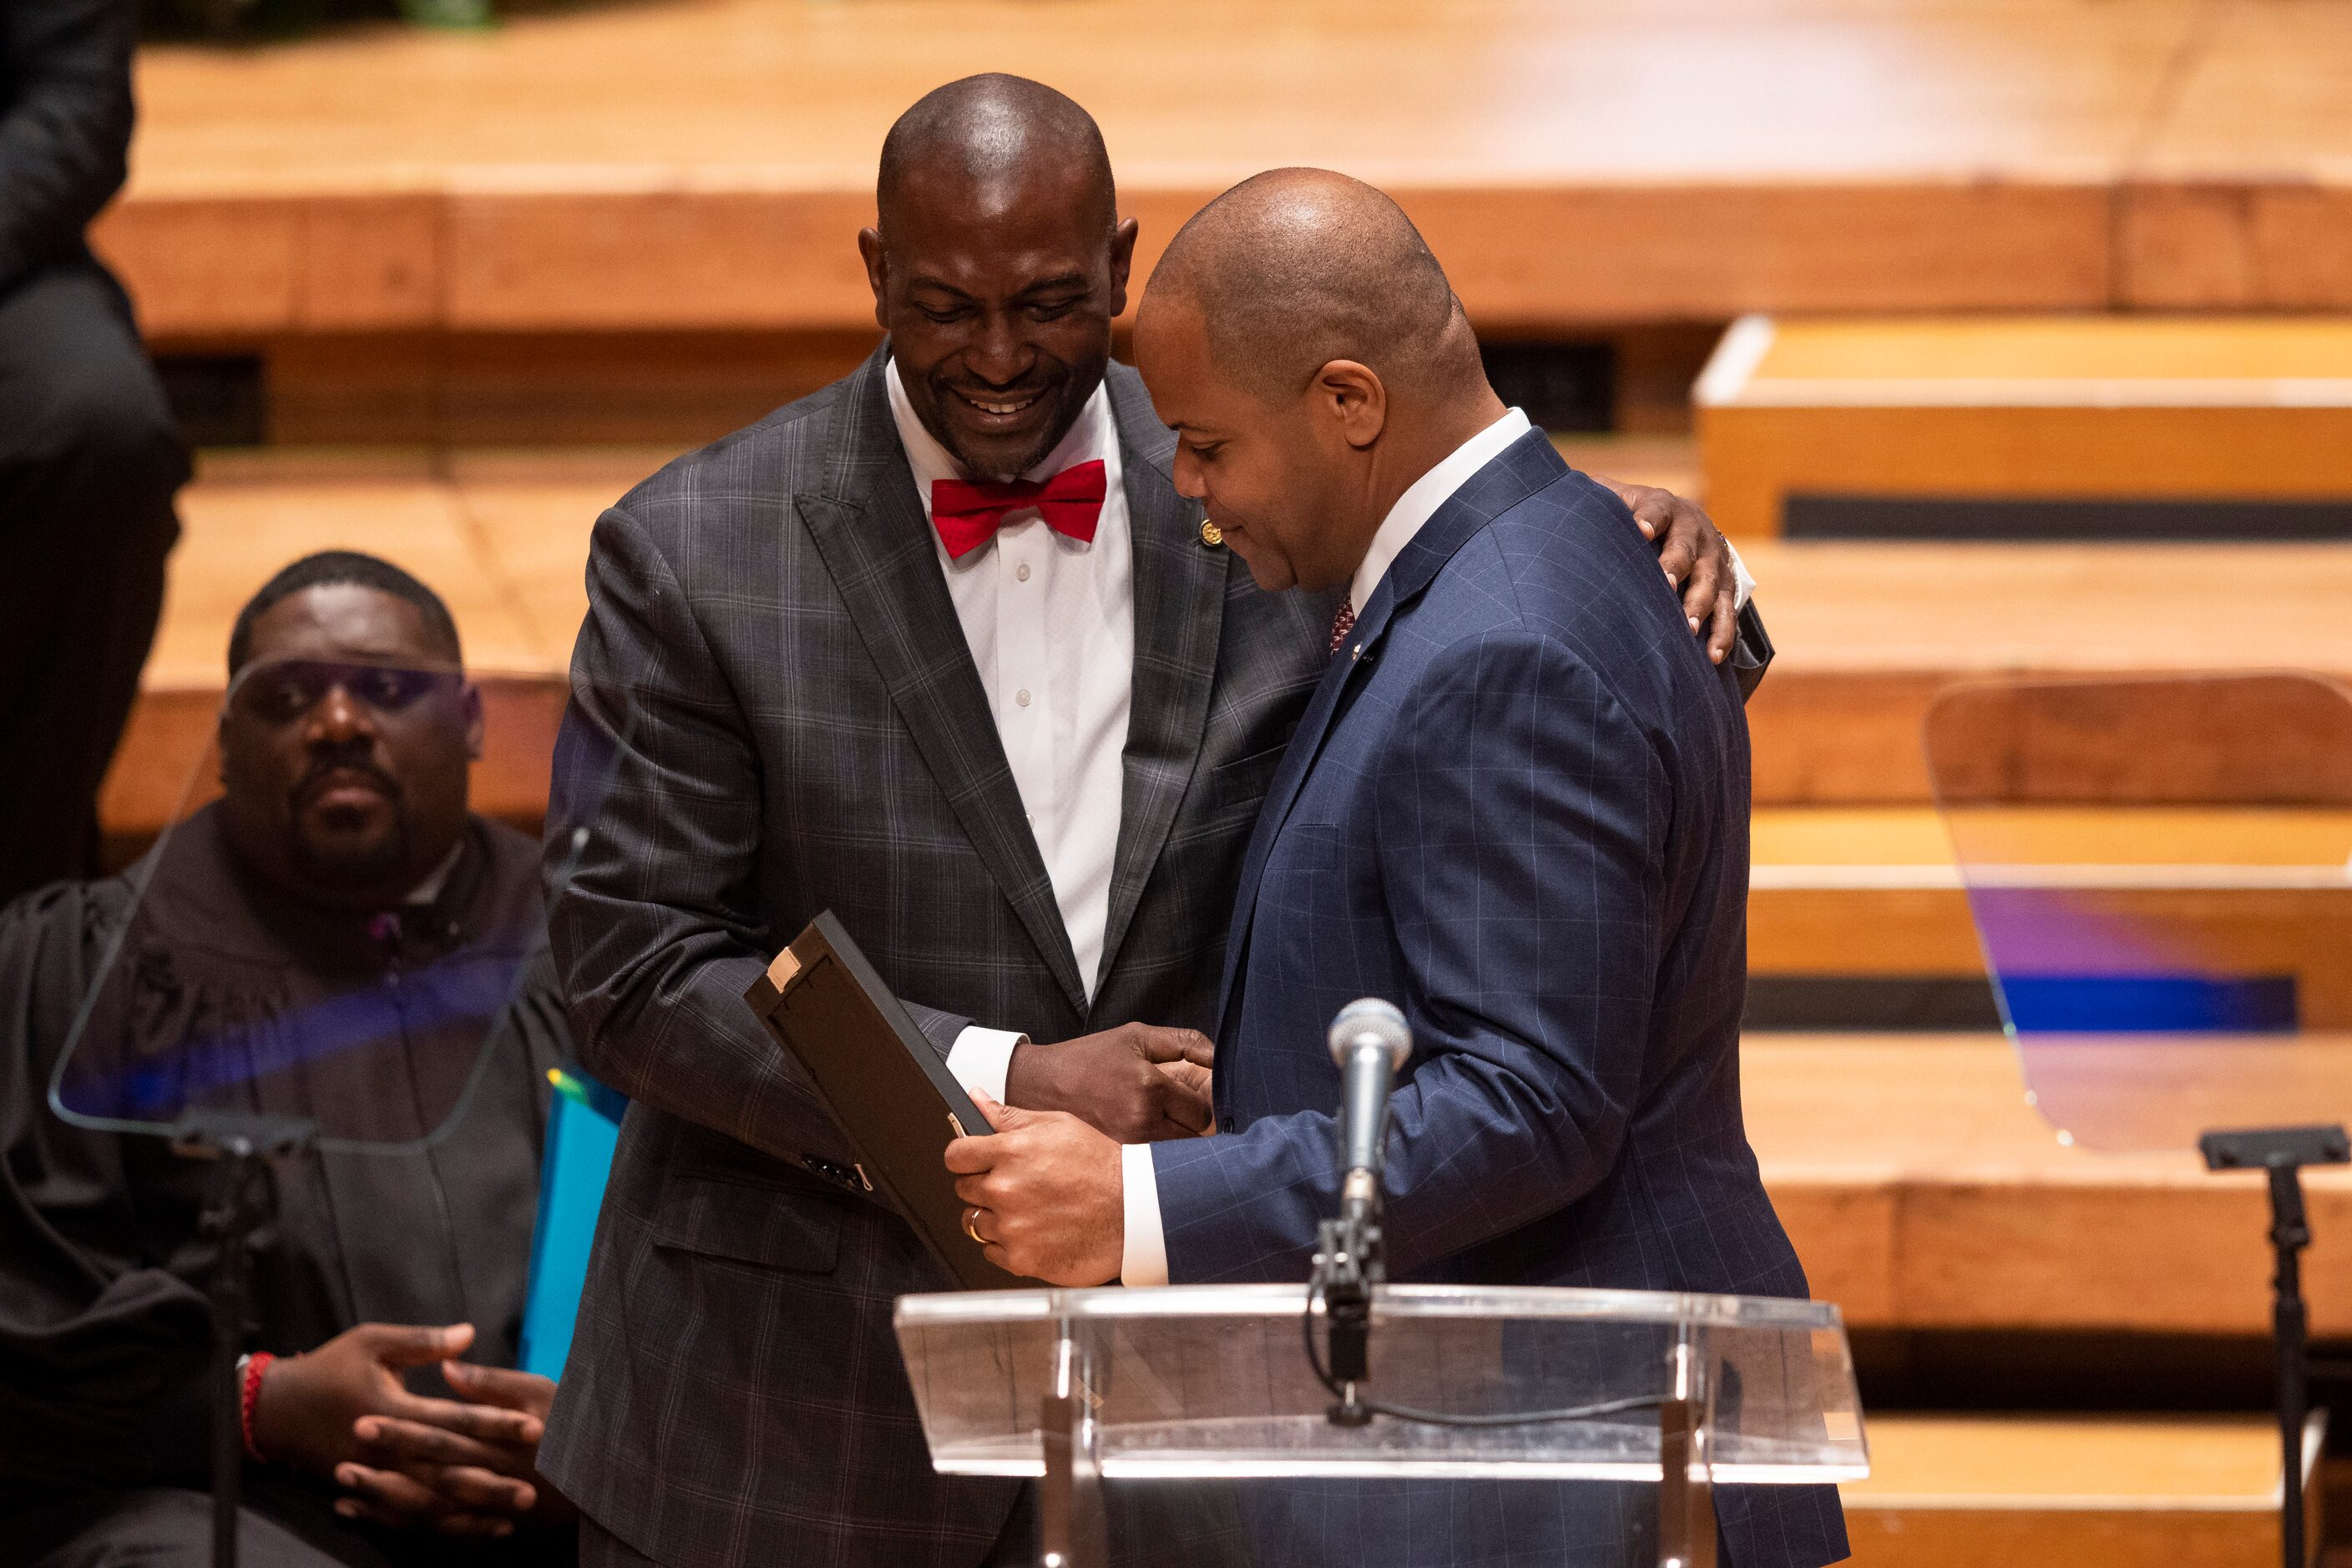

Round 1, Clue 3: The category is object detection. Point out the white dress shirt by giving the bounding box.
[886,361,1135,1105]
[1115,406,1751,1287]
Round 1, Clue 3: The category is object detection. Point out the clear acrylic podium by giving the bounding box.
[895,1284,1867,1568]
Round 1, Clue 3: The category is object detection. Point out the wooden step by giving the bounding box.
[1573,447,2352,802]
[1842,1413,2323,1568]
[1740,539,2352,803]
[1747,807,2352,1028]
[1697,316,2352,539]
[101,461,2352,830]
[105,0,2352,342]
[1749,808,1978,979]
[1743,1034,2352,1335]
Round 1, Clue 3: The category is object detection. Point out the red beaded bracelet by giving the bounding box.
[239,1352,276,1463]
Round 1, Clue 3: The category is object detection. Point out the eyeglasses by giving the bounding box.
[228,660,463,726]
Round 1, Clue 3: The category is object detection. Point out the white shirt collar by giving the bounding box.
[1348,407,1534,615]
[885,357,1117,518]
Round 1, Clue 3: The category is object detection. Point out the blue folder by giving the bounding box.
[518,1065,627,1381]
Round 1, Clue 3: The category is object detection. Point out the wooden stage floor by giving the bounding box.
[104,0,2352,338]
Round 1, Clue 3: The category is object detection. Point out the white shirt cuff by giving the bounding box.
[1726,539,1754,611]
[944,1026,1024,1106]
[1120,1142,1170,1287]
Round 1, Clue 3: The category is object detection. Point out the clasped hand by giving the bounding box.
[252,1321,569,1539]
[1004,1021,1214,1142]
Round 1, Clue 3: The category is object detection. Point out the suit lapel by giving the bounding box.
[1214,429,1569,1033]
[1095,365,1227,1002]
[797,345,1089,1014]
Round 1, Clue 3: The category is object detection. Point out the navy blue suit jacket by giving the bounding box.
[1149,432,1849,1568]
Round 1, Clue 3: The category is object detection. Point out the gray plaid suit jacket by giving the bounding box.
[534,346,1333,1567]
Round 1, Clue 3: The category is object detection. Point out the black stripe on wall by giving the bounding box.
[1743,975,2001,1032]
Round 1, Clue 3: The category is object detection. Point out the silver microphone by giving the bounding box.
[1328,998,1412,1210]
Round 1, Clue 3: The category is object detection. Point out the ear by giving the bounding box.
[857,227,890,332]
[461,684,485,762]
[1313,360,1388,450]
[1105,217,1141,318]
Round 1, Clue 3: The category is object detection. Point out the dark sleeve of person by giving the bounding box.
[0,0,135,298]
[1731,599,1773,702]
[0,884,215,1508]
[544,503,941,1192]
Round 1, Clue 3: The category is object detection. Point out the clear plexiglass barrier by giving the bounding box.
[895,1284,1865,1485]
[1925,672,2352,1153]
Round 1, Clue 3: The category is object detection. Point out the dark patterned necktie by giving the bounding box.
[1328,599,1357,656]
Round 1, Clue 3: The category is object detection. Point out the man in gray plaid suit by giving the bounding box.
[538,77,1759,1568]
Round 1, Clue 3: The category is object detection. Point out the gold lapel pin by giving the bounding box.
[1200,518,1224,548]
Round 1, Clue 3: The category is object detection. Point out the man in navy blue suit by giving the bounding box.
[947,169,1846,1568]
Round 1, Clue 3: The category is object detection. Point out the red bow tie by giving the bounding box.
[930,459,1107,560]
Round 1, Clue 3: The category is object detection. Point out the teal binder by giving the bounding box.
[518,1065,625,1380]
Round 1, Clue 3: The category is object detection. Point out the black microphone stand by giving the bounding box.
[1312,1173,1386,1426]
[2198,1123,2347,1568]
[175,1109,318,1568]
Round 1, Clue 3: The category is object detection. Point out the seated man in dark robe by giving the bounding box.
[0,551,577,1567]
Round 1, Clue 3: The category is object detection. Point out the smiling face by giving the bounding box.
[216,584,482,912]
[1135,292,1380,594]
[859,157,1137,479]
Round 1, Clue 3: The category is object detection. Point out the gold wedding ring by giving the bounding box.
[964,1207,987,1247]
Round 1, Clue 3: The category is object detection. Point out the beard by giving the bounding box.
[286,759,414,895]
[288,811,413,894]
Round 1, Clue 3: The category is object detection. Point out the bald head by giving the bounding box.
[1134,169,1505,595]
[878,74,1116,241]
[1146,169,1480,404]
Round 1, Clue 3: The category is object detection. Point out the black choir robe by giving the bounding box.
[0,804,566,1533]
